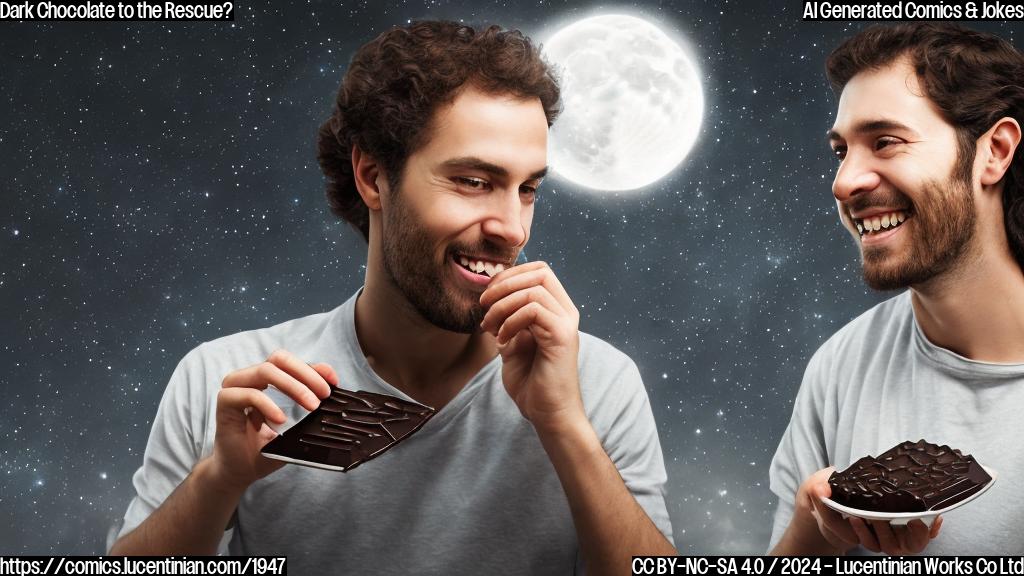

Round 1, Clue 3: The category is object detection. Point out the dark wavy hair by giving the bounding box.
[316,20,561,241]
[826,22,1024,271]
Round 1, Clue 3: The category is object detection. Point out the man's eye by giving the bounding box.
[832,146,847,161]
[520,185,538,196]
[875,137,901,151]
[454,177,490,191]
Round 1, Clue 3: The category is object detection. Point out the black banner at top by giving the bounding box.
[0,1,235,21]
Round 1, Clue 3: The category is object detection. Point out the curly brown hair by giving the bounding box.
[826,22,1024,271]
[316,20,561,241]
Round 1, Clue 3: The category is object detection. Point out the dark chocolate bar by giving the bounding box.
[261,387,434,472]
[828,439,992,512]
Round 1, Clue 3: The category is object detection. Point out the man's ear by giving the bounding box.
[979,117,1022,186]
[351,145,386,211]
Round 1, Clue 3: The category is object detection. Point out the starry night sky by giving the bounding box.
[2,1,1019,557]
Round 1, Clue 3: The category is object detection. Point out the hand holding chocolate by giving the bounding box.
[828,439,992,513]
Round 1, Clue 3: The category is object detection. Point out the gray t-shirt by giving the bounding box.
[768,291,1024,554]
[115,289,672,573]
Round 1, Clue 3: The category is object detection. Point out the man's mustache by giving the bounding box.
[844,190,913,215]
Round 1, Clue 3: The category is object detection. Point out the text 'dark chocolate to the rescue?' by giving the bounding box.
[828,439,992,513]
[261,388,435,472]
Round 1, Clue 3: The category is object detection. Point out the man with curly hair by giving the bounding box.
[769,23,1024,556]
[110,20,676,573]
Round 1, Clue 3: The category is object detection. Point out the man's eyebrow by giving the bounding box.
[827,119,917,143]
[440,156,548,180]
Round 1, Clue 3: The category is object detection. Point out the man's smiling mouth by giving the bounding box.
[452,253,508,278]
[853,210,911,237]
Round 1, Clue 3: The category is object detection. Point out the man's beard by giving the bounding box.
[856,173,977,291]
[380,185,515,333]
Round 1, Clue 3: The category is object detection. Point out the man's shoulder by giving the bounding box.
[183,304,347,374]
[575,330,648,403]
[577,330,636,372]
[828,291,910,342]
[810,291,914,370]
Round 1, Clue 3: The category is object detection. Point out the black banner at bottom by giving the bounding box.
[0,557,286,576]
[632,556,1024,576]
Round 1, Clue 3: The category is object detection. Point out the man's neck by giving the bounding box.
[910,246,1024,363]
[353,274,498,410]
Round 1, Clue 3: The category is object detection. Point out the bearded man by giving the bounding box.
[109,20,675,574]
[769,23,1024,556]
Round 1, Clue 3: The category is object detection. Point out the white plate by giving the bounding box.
[820,465,998,527]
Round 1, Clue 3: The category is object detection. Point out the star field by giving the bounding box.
[3,0,1020,556]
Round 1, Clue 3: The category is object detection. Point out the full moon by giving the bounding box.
[542,15,704,192]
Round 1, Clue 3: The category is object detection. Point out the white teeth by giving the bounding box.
[856,211,909,235]
[456,254,507,277]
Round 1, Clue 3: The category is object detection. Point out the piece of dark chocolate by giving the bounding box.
[828,439,992,513]
[261,387,435,472]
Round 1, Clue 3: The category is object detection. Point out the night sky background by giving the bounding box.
[3,0,1019,557]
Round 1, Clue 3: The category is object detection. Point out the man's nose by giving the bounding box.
[481,190,527,248]
[832,152,882,204]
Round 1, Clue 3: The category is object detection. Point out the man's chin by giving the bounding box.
[862,270,910,291]
[455,302,486,334]
[860,256,929,291]
[423,294,485,334]
[859,239,967,291]
[446,309,484,333]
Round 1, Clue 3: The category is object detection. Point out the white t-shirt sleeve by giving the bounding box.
[766,345,833,552]
[110,345,212,548]
[583,345,673,544]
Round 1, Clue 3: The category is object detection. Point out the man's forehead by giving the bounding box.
[419,85,549,177]
[830,58,937,138]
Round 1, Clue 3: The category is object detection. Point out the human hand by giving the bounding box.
[479,261,583,432]
[206,349,337,492]
[793,467,943,555]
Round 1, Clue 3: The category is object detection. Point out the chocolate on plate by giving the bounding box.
[828,439,992,513]
[261,387,434,472]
